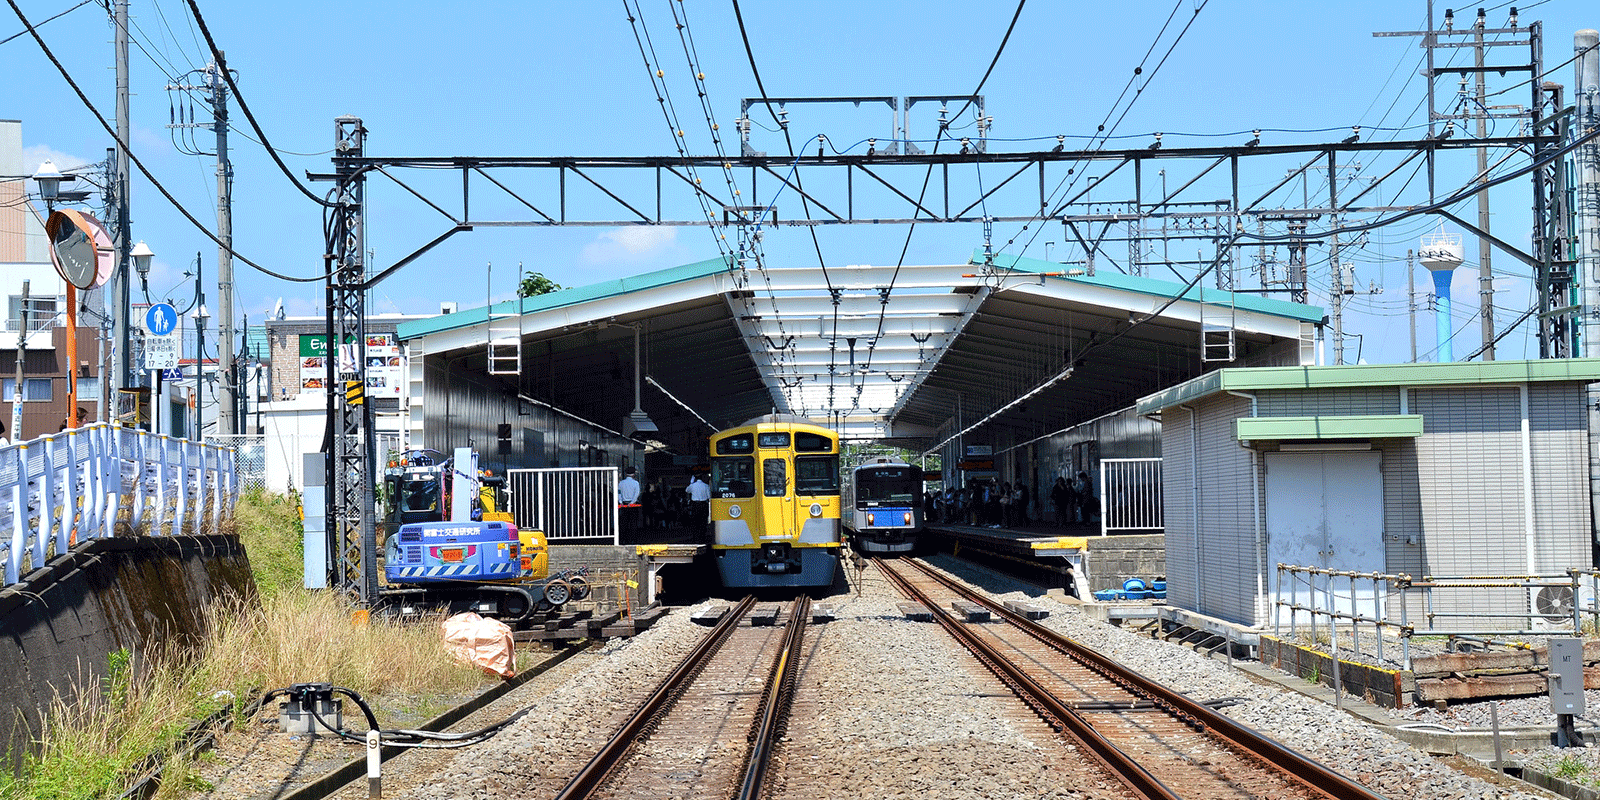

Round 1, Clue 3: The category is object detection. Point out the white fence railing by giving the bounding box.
[504,466,619,545]
[2,423,238,587]
[1099,457,1163,535]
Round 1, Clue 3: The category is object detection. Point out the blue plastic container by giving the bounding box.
[1121,577,1147,592]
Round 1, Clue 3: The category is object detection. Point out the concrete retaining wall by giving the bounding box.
[1085,534,1165,593]
[0,534,255,772]
[1260,634,1412,708]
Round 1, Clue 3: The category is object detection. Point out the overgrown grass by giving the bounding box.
[232,488,304,599]
[0,490,495,800]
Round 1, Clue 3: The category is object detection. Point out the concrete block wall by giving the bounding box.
[1085,534,1165,593]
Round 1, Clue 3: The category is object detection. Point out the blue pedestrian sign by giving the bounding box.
[161,368,183,381]
[144,303,178,336]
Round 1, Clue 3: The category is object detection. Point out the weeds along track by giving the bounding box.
[876,558,1389,800]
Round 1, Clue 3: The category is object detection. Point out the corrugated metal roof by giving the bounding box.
[1136,359,1600,415]
[399,252,1326,449]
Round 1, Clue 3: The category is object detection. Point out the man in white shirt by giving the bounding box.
[618,466,642,538]
[687,473,711,538]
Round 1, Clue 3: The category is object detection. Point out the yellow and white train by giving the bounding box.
[708,414,841,589]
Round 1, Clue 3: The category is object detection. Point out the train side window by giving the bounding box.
[712,456,754,497]
[795,455,839,495]
[763,458,787,497]
[794,432,832,452]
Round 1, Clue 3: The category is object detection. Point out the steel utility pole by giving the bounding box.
[112,0,132,396]
[212,53,234,435]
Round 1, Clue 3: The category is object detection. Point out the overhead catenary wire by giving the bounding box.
[5,0,336,283]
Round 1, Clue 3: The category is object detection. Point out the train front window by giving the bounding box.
[795,455,839,495]
[795,432,832,452]
[712,456,755,498]
[758,432,790,448]
[763,458,787,497]
[858,470,917,504]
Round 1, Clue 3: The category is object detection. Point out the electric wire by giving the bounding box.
[184,0,337,208]
[0,0,89,46]
[5,0,336,283]
[848,0,1027,416]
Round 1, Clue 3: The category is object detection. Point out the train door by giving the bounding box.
[756,431,796,541]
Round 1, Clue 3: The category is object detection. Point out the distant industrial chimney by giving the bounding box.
[1419,228,1465,362]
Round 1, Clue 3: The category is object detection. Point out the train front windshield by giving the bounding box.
[857,468,919,505]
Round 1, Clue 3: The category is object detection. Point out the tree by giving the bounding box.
[518,271,563,298]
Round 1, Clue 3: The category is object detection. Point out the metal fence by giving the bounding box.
[2,423,238,587]
[208,434,267,492]
[1099,457,1163,535]
[505,466,619,544]
[1272,564,1600,671]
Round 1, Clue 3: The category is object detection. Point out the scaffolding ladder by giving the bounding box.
[486,262,522,375]
[1200,291,1237,363]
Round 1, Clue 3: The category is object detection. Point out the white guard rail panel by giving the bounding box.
[2,423,239,587]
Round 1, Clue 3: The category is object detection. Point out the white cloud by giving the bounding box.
[580,226,678,264]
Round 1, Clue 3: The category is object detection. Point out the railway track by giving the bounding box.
[877,557,1390,800]
[554,594,810,800]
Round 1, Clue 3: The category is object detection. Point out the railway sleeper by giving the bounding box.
[951,600,991,622]
[691,603,732,625]
[750,603,784,627]
[896,602,933,621]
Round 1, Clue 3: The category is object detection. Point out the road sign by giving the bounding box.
[144,303,178,336]
[161,368,183,381]
[145,333,180,370]
[345,379,365,406]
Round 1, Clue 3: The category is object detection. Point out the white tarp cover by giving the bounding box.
[441,612,515,678]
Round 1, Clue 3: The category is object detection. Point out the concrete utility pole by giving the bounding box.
[1407,249,1417,362]
[1473,8,1496,360]
[1579,29,1600,354]
[212,53,234,436]
[112,0,132,396]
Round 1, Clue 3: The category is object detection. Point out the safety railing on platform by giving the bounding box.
[1099,457,1163,535]
[504,466,619,545]
[2,423,238,587]
[1272,564,1600,671]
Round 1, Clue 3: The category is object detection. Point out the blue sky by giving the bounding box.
[4,0,1596,365]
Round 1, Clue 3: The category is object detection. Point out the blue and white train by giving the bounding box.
[842,459,925,555]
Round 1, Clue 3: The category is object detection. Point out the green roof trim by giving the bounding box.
[973,250,1324,323]
[1137,359,1600,415]
[395,254,733,340]
[1235,414,1424,441]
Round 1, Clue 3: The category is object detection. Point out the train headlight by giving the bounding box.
[809,503,823,517]
[729,505,742,518]
[903,511,913,525]
[866,513,876,526]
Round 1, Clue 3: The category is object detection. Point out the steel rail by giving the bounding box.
[875,559,1181,800]
[553,595,757,800]
[738,595,812,800]
[900,558,1390,800]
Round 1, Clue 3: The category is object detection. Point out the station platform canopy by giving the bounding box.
[396,252,1322,453]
